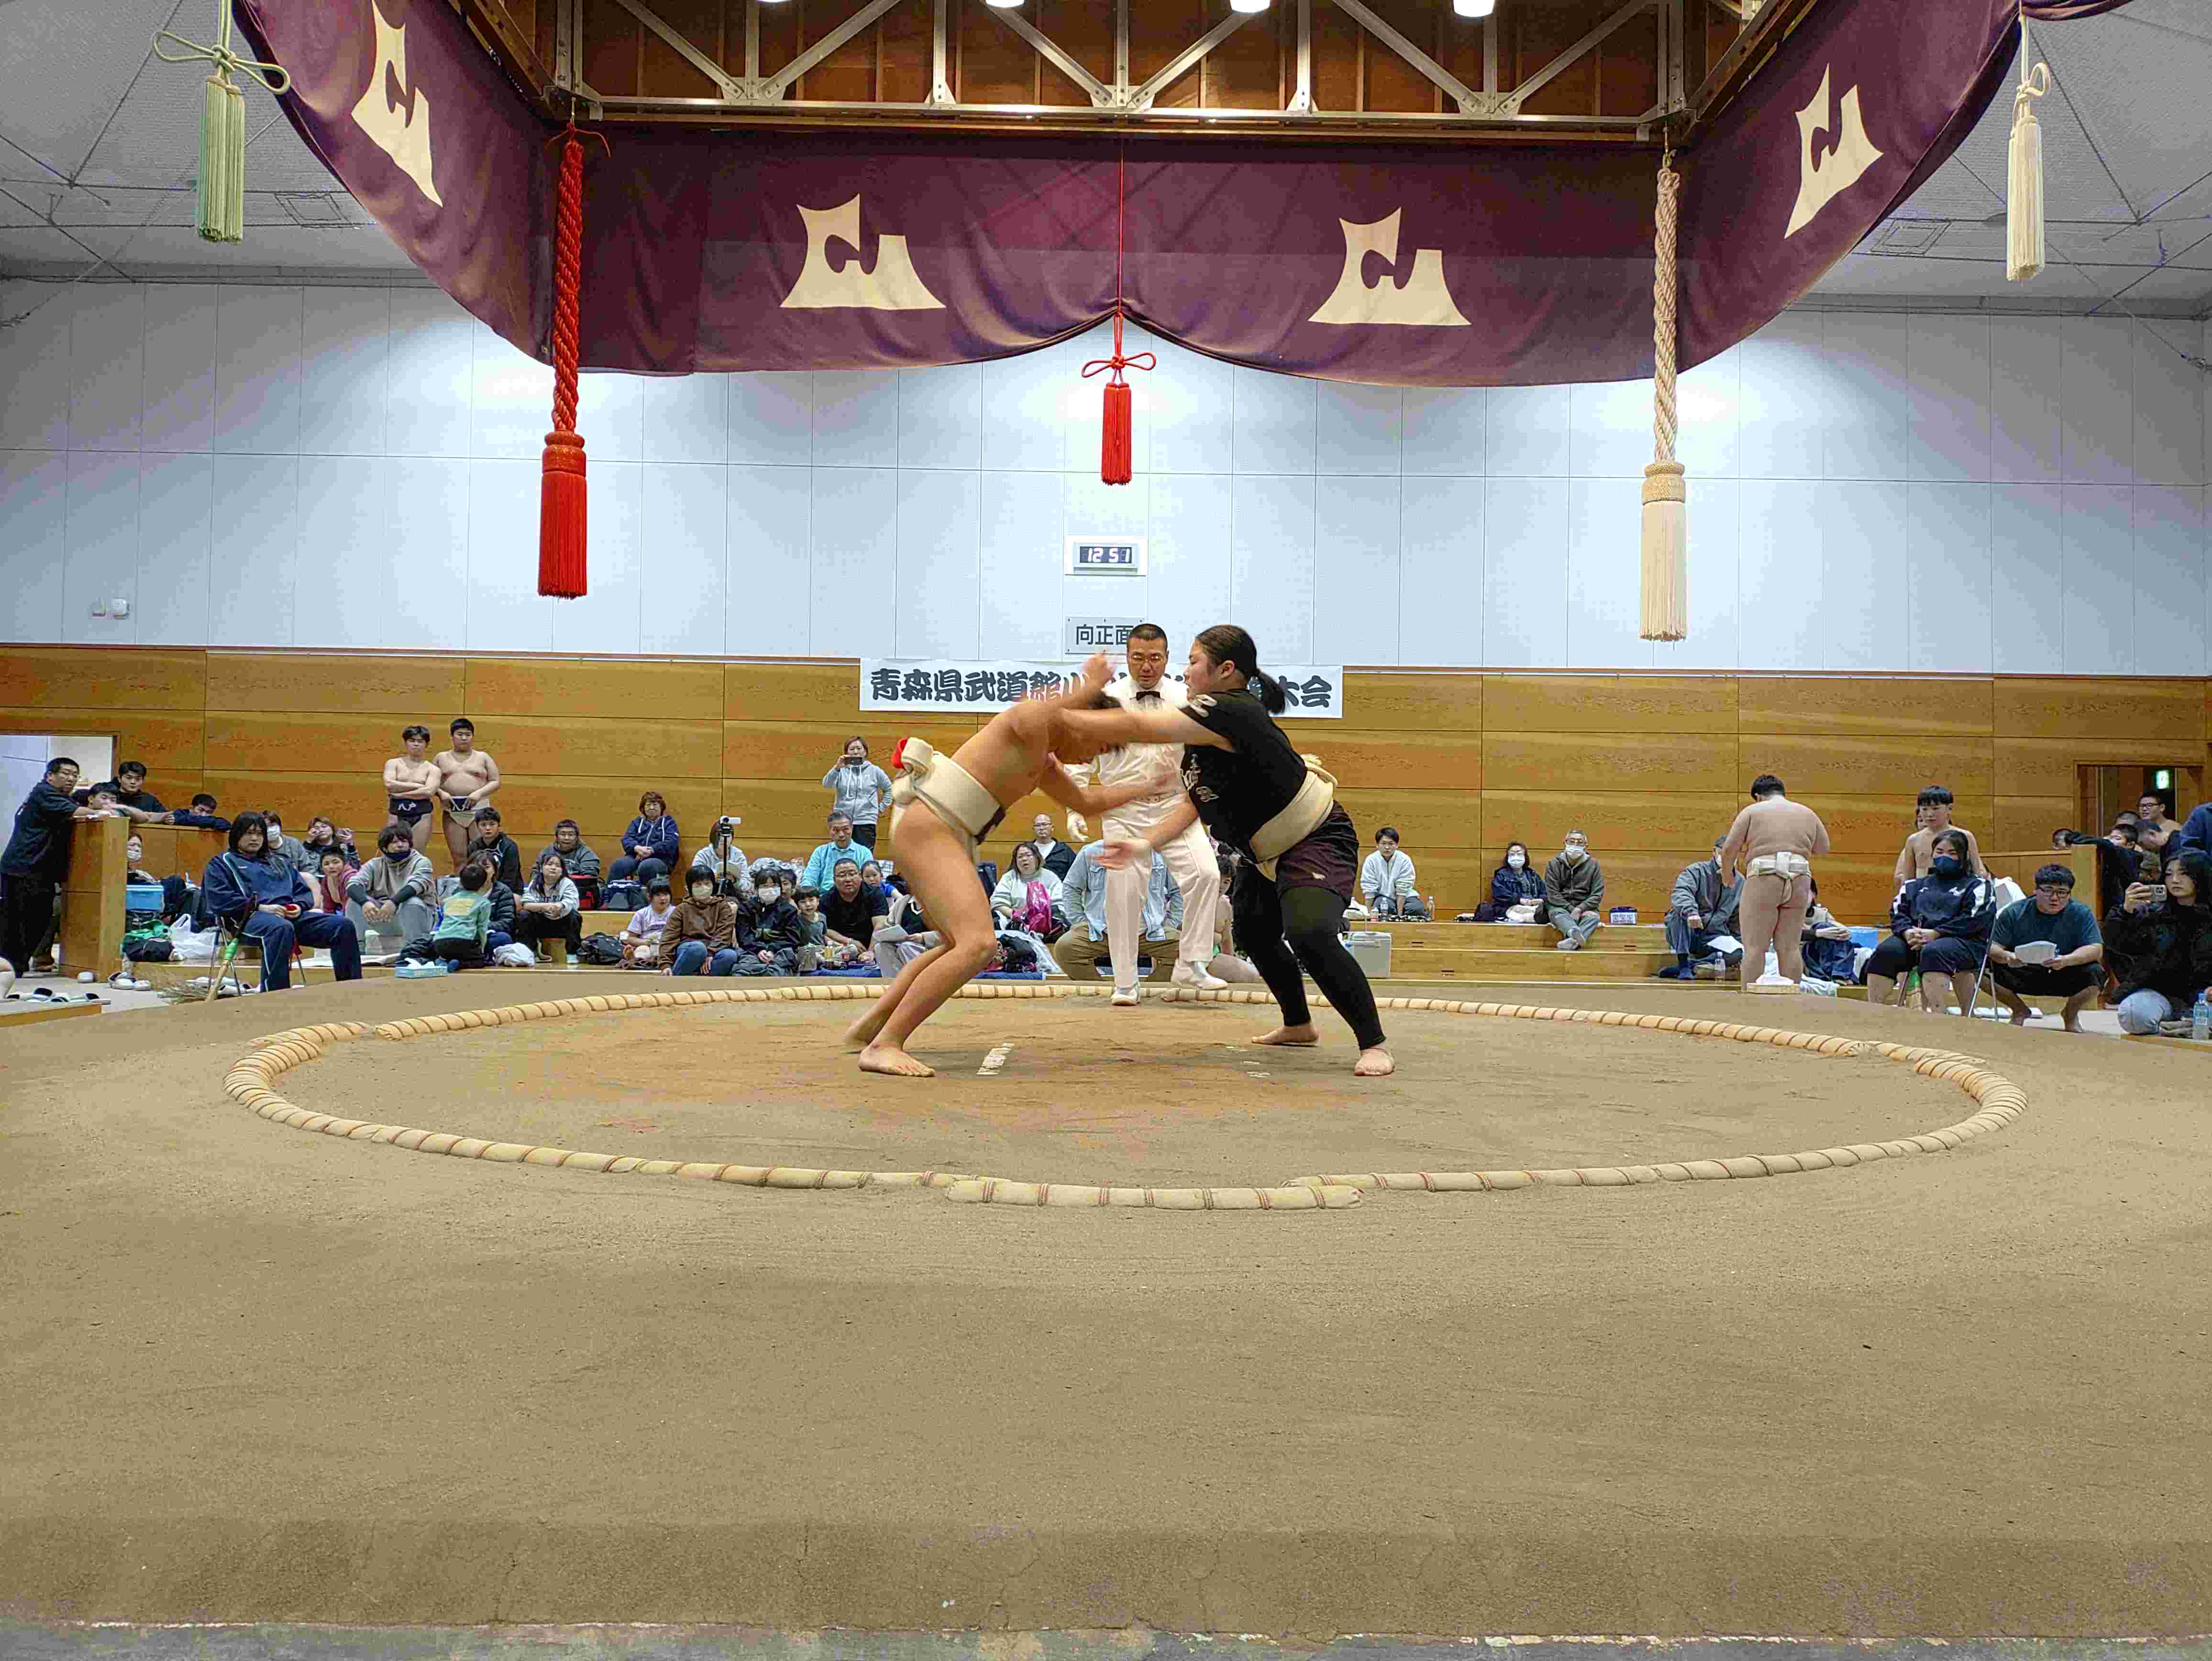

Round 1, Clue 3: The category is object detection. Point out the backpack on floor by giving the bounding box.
[600,879,646,913]
[578,932,624,965]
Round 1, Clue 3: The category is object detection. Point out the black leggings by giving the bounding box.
[1234,872,1386,1051]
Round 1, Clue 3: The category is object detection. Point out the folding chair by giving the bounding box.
[201,912,314,1003]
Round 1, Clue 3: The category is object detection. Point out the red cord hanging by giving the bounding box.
[1081,150,1153,487]
[539,122,601,598]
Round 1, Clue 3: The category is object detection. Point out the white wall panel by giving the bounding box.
[1398,474,1484,667]
[807,466,896,658]
[979,471,1065,657]
[553,460,644,656]
[1822,313,1912,480]
[1314,474,1400,664]
[467,330,552,462]
[1904,482,1992,674]
[811,371,900,468]
[0,449,68,641]
[1569,378,1650,481]
[211,287,302,457]
[60,450,139,645]
[1735,311,1824,479]
[2131,484,2207,675]
[1482,478,1568,667]
[384,289,473,458]
[979,346,1073,477]
[2059,317,2135,487]
[1487,383,1570,478]
[1676,353,1741,481]
[295,456,390,650]
[1230,474,1316,662]
[636,369,726,466]
[1907,315,1991,483]
[575,367,644,465]
[1990,484,2064,674]
[67,287,143,453]
[894,468,983,657]
[1737,478,1823,671]
[637,462,726,655]
[898,364,983,472]
[1652,476,1741,673]
[1565,477,1651,669]
[1989,318,2062,484]
[1819,481,1911,671]
[0,284,71,450]
[1232,366,1317,477]
[725,464,808,656]
[728,372,815,467]
[206,454,298,647]
[1400,387,1485,477]
[386,458,469,652]
[2132,323,2206,487]
[464,459,556,653]
[134,451,212,647]
[299,288,390,456]
[1144,474,1233,649]
[1315,382,1402,477]
[2059,484,2135,674]
[140,286,218,454]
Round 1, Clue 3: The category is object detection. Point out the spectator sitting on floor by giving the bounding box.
[1360,827,1424,919]
[860,860,888,903]
[610,791,680,887]
[820,858,887,968]
[1544,830,1605,952]
[992,842,1065,936]
[2136,793,2183,858]
[1029,813,1077,881]
[737,867,807,975]
[1796,878,1860,984]
[127,831,198,924]
[1864,829,1994,1017]
[470,852,520,956]
[346,826,437,959]
[201,812,363,989]
[531,819,601,908]
[1895,786,1985,881]
[124,832,156,887]
[1987,863,2105,1033]
[76,760,170,823]
[688,820,749,896]
[1478,842,1544,922]
[466,808,524,891]
[666,866,741,977]
[1052,837,1183,984]
[259,813,310,874]
[1657,837,1743,980]
[428,862,493,970]
[170,792,229,831]
[794,884,825,947]
[2102,850,2212,1034]
[310,848,354,916]
[800,812,863,895]
[516,852,581,962]
[621,878,676,969]
[297,816,357,873]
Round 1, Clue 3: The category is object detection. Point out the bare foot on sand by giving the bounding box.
[1353,1046,1395,1076]
[1252,1024,1319,1047]
[859,1041,934,1077]
[843,1004,890,1051]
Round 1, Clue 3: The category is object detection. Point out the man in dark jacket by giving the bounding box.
[1658,837,1743,979]
[1544,831,1605,951]
[2,756,87,976]
[467,808,524,890]
[201,813,363,990]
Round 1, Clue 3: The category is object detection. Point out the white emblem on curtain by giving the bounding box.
[1785,66,1883,238]
[1308,210,1469,327]
[350,1,443,207]
[782,197,946,311]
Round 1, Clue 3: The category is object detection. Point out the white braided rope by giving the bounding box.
[1652,156,1680,465]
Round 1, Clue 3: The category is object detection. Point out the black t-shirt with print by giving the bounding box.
[1180,687,1310,858]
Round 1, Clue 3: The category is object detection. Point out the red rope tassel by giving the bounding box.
[1080,152,1152,487]
[539,127,588,598]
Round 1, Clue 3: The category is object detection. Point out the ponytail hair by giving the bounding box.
[1193,624,1287,715]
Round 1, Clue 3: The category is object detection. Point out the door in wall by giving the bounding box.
[2080,764,2202,837]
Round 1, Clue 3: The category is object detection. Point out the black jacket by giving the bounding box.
[1490,864,1544,906]
[2101,899,2212,1003]
[1888,870,1994,941]
[2,783,79,880]
[741,897,805,953]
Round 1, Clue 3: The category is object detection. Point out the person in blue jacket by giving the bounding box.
[201,812,362,989]
[609,790,680,886]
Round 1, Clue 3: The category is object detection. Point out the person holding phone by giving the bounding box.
[822,738,893,850]
[2102,850,2212,1034]
[200,812,362,990]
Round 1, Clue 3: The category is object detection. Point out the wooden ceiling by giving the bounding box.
[457,0,1772,141]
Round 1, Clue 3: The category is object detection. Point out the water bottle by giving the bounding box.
[1425,893,1436,922]
[2193,991,2210,1043]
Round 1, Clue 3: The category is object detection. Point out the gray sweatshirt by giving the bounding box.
[348,850,434,907]
[822,759,893,825]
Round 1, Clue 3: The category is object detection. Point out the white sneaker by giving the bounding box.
[1170,963,1228,992]
[1111,987,1140,1007]
[1556,936,1581,951]
[108,970,151,991]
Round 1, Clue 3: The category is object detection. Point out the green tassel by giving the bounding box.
[198,74,245,243]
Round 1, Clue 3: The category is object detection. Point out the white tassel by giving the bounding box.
[2007,36,2049,282]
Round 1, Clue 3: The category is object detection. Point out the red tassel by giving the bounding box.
[539,430,588,598]
[1101,379,1133,486]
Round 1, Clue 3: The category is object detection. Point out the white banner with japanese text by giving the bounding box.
[859,660,1347,718]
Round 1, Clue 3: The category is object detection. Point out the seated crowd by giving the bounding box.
[5,739,2209,1033]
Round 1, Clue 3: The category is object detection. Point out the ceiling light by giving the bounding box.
[1453,0,1496,17]
[1230,0,1272,12]
[985,0,1021,8]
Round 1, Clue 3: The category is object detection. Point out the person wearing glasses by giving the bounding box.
[1986,863,2103,1033]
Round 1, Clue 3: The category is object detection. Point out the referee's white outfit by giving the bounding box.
[1087,673,1223,996]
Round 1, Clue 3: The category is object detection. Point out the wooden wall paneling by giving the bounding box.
[1478,790,1743,852]
[0,648,207,711]
[1332,788,1483,851]
[201,773,391,833]
[204,653,463,715]
[718,778,871,851]
[722,720,976,780]
[1790,792,1988,856]
[725,661,874,722]
[1484,731,1738,793]
[465,658,724,721]
[1737,676,1995,736]
[1301,732,1481,791]
[456,716,725,779]
[1738,733,1994,797]
[0,709,205,778]
[1483,674,1737,734]
[203,713,397,776]
[1994,797,2081,850]
[1338,673,1480,733]
[129,825,230,879]
[1994,736,2202,799]
[494,779,724,846]
[1982,843,2096,898]
[1814,855,1915,922]
[1993,677,2206,742]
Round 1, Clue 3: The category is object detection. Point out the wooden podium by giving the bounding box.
[55,817,229,974]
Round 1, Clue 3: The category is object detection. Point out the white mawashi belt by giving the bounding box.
[1247,761,1338,880]
[889,737,1001,848]
[1746,851,1811,879]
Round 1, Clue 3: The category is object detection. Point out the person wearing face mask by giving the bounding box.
[736,870,807,975]
[345,826,437,959]
[1863,829,1993,1017]
[1475,842,1543,922]
[1543,831,1605,951]
[1718,774,1832,992]
[665,868,742,977]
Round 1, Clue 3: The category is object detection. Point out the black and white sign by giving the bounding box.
[861,660,1346,719]
[1065,536,1146,576]
[1063,617,1145,654]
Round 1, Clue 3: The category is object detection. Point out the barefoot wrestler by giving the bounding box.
[843,653,1153,1078]
[1058,624,1393,1077]
[1717,773,1831,993]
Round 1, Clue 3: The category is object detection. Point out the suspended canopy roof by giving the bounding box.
[239,0,2039,384]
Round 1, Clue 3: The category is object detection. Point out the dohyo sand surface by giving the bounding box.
[1,975,2207,1637]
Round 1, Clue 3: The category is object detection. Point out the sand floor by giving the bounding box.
[2,974,2208,1638]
